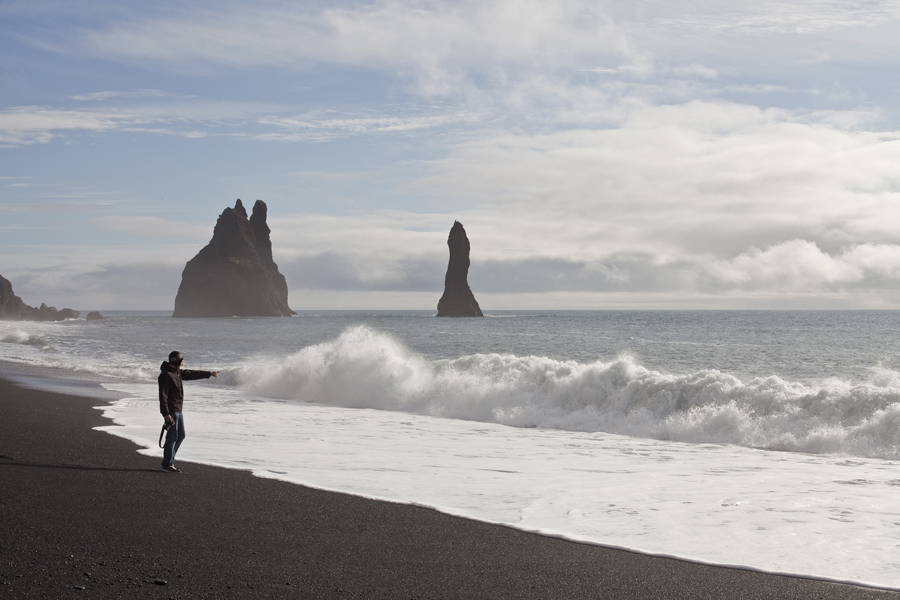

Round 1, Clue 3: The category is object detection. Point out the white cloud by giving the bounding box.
[8,215,900,309]
[273,235,900,296]
[77,1,631,90]
[254,110,479,142]
[271,211,449,258]
[651,1,900,36]
[68,89,190,101]
[409,100,900,258]
[841,243,900,280]
[579,64,654,76]
[241,98,900,303]
[672,64,718,79]
[718,84,792,95]
[0,107,117,145]
[0,105,179,146]
[700,240,865,290]
[0,101,475,146]
[2,255,188,310]
[91,216,211,240]
[52,0,900,101]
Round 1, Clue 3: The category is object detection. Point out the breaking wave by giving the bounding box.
[0,330,54,350]
[231,326,900,460]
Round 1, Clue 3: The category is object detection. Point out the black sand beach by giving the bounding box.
[2,376,898,600]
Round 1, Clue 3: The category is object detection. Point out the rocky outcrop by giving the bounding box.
[0,274,80,321]
[436,221,483,317]
[172,199,295,318]
[0,274,29,320]
[86,311,104,321]
[38,303,79,321]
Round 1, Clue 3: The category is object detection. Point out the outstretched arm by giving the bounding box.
[181,369,219,380]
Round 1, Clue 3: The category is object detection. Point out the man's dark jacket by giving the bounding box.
[158,361,212,415]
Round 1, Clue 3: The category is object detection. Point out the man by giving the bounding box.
[158,350,219,473]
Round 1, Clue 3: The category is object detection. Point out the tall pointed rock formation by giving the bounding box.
[436,221,483,317]
[173,199,295,317]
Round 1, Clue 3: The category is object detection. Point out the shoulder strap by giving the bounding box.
[159,422,171,448]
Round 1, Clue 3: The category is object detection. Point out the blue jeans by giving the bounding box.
[162,412,186,467]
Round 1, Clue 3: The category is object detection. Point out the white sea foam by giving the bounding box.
[0,320,162,380]
[98,384,900,591]
[0,330,54,350]
[233,326,900,459]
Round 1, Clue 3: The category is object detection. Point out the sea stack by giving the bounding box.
[0,274,80,321]
[172,199,295,318]
[436,221,483,317]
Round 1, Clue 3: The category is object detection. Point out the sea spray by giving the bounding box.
[1,330,54,350]
[235,325,900,459]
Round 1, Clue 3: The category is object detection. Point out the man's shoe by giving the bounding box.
[161,465,181,473]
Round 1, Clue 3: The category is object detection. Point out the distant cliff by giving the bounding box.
[0,274,80,321]
[172,199,295,318]
[436,221,483,317]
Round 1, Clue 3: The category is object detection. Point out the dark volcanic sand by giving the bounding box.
[1,376,898,599]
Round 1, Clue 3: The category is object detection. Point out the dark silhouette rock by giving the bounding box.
[86,311,104,321]
[172,199,295,318]
[39,304,79,320]
[0,274,30,320]
[0,274,80,321]
[436,221,483,317]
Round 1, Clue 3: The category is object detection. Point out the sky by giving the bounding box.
[2,0,900,311]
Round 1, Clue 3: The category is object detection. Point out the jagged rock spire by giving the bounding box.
[172,199,294,318]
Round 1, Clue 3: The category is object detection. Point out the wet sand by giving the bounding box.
[1,376,898,599]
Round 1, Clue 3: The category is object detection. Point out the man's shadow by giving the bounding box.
[0,455,161,473]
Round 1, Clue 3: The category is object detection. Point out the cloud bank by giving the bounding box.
[3,0,900,308]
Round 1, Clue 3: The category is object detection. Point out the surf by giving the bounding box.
[234,325,900,459]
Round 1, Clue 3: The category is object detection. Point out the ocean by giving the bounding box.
[2,310,899,589]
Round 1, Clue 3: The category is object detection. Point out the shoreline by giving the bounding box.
[2,376,898,599]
